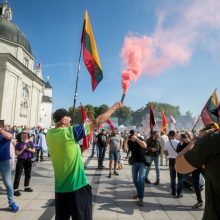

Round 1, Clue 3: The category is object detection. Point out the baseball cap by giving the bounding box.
[53,108,71,122]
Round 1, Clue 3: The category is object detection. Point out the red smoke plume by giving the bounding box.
[121,35,190,93]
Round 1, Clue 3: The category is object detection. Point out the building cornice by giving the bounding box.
[0,53,45,86]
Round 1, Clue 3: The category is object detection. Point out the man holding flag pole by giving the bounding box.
[46,10,124,220]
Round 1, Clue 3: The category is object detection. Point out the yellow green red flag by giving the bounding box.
[81,10,103,91]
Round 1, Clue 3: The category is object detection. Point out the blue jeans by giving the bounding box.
[132,162,146,199]
[97,146,106,167]
[91,143,98,157]
[169,158,184,195]
[0,160,14,204]
[145,155,160,180]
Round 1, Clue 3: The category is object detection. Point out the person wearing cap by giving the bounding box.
[0,123,20,212]
[13,131,35,197]
[46,102,123,220]
[97,128,108,169]
[164,130,184,198]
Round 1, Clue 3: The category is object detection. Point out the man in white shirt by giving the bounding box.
[164,130,184,198]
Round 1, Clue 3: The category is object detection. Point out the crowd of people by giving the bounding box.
[0,123,48,212]
[0,102,220,220]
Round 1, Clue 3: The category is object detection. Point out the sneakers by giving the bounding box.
[137,198,144,207]
[108,173,111,178]
[24,187,33,192]
[154,180,160,185]
[9,202,20,213]
[14,190,21,197]
[192,202,203,209]
[113,171,119,176]
[145,179,151,184]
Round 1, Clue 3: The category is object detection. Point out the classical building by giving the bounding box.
[0,0,52,128]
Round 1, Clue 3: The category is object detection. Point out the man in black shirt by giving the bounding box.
[97,129,108,169]
[175,131,220,220]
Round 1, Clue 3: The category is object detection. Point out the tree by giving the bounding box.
[131,107,146,126]
[94,104,109,118]
[69,106,82,124]
[146,102,181,118]
[114,106,133,126]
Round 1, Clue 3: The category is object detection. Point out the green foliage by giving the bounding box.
[68,101,187,127]
[68,106,82,124]
[114,106,133,126]
[94,104,109,118]
[146,102,181,118]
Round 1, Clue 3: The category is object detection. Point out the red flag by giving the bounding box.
[105,118,115,130]
[161,111,168,133]
[149,104,155,132]
[80,103,91,152]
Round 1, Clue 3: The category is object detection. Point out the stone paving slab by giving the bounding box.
[0,147,204,219]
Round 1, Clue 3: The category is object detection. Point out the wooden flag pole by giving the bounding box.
[72,43,83,123]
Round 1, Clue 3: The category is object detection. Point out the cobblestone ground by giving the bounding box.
[0,148,204,220]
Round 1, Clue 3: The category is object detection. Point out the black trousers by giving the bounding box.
[36,149,43,161]
[192,168,203,203]
[55,184,92,220]
[13,158,32,189]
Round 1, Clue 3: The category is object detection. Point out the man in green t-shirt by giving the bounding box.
[46,102,123,220]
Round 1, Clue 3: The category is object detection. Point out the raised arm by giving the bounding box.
[0,128,13,140]
[89,102,123,129]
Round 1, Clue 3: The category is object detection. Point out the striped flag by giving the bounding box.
[201,91,219,126]
[81,10,103,91]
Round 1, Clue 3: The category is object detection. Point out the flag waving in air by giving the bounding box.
[80,103,92,152]
[149,104,155,133]
[170,115,176,130]
[201,90,219,126]
[81,10,103,91]
[161,111,168,133]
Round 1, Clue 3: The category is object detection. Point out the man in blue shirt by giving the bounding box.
[0,124,19,212]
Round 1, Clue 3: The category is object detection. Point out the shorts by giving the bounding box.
[55,184,92,220]
[109,151,119,161]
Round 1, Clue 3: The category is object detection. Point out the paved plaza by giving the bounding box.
[0,148,204,220]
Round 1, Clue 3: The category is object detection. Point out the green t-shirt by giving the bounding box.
[46,124,90,192]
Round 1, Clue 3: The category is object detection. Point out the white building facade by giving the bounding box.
[0,1,52,128]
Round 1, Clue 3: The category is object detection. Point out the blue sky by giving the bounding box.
[10,0,220,116]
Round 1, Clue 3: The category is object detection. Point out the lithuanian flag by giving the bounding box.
[81,10,103,91]
[201,90,219,125]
